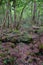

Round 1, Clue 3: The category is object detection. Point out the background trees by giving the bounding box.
[0,0,43,30]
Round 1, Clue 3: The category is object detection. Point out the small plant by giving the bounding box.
[3,56,17,65]
[3,58,11,65]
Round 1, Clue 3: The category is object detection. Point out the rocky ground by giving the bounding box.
[0,29,43,65]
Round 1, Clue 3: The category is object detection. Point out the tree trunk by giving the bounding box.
[32,0,37,25]
[13,0,17,29]
[7,1,10,28]
[14,7,16,29]
[37,10,40,26]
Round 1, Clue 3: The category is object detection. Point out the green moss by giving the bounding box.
[12,29,20,34]
[39,44,43,49]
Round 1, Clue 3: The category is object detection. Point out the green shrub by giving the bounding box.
[3,58,11,65]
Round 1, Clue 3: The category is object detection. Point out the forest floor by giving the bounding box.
[0,28,43,65]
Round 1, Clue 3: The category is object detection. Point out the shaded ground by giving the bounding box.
[0,33,43,65]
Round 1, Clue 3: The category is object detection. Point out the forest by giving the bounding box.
[0,0,43,65]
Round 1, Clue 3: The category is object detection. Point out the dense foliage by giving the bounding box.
[0,0,43,29]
